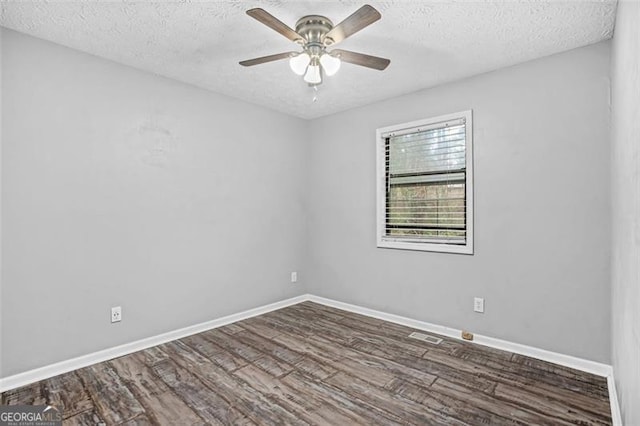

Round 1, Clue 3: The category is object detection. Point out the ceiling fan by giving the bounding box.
[239,5,390,86]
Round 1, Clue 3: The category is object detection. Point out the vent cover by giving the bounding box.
[408,332,443,345]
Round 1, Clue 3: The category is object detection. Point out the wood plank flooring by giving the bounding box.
[1,302,612,425]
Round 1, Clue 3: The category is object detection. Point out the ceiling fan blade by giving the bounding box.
[246,8,303,43]
[239,52,295,67]
[331,49,390,70]
[324,5,381,45]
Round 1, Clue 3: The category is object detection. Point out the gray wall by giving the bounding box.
[0,29,306,377]
[0,27,616,378]
[611,1,640,423]
[305,41,611,363]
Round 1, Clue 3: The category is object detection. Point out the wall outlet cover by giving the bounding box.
[111,306,122,323]
[474,297,485,313]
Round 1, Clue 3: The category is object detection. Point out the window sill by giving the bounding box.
[377,239,474,255]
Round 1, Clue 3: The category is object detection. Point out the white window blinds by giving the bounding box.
[383,116,468,245]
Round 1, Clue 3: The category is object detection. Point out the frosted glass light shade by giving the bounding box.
[289,53,310,75]
[304,64,322,84]
[320,53,341,76]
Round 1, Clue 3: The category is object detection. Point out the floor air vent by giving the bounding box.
[408,332,443,345]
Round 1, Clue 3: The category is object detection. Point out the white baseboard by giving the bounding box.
[0,294,307,393]
[0,292,621,426]
[607,374,623,426]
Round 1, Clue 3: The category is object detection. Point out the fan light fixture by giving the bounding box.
[320,53,341,76]
[289,53,310,75]
[303,60,322,84]
[291,52,341,82]
[240,5,390,89]
[291,51,341,83]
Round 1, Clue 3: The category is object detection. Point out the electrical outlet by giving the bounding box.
[474,297,485,313]
[111,306,122,323]
[291,271,298,283]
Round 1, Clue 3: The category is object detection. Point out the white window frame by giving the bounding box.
[376,110,474,254]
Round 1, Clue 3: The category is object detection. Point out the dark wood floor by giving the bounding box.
[1,301,612,425]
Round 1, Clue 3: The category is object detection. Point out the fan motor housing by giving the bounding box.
[295,15,334,45]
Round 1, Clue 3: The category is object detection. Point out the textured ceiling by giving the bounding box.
[0,1,617,119]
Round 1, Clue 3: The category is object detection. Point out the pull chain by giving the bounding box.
[312,85,319,103]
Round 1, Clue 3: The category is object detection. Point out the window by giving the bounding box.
[376,110,473,254]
